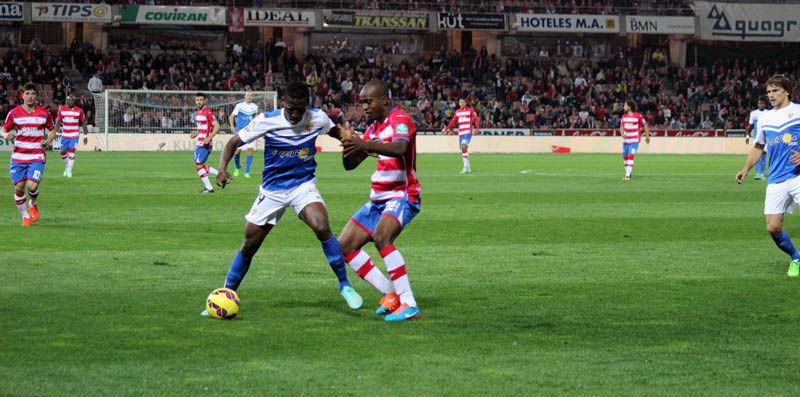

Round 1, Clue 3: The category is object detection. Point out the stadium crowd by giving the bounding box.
[0,0,796,133]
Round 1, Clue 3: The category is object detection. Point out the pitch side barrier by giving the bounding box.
[1,128,749,154]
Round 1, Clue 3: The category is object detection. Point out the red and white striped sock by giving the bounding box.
[14,193,28,218]
[196,165,213,190]
[345,250,393,294]
[380,245,416,307]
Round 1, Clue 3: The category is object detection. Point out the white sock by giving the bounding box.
[67,157,75,172]
[380,245,416,307]
[625,166,633,177]
[345,250,393,294]
[207,166,219,176]
[201,176,213,190]
[15,193,28,218]
[462,153,470,167]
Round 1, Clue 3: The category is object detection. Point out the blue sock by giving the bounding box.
[320,235,350,290]
[245,155,253,173]
[771,230,800,260]
[234,154,241,169]
[224,251,253,290]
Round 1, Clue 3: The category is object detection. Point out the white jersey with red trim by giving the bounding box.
[3,105,53,164]
[363,108,421,203]
[57,106,85,138]
[446,106,480,136]
[621,111,646,144]
[195,107,216,147]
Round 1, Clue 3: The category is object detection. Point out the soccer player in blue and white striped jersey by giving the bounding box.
[736,75,800,277]
[201,82,363,315]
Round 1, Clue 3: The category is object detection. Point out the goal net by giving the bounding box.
[93,90,277,151]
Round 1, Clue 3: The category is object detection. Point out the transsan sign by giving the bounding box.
[120,5,227,25]
[245,9,315,27]
[31,3,112,23]
[515,13,619,33]
[626,16,695,34]
[322,10,429,30]
[0,2,22,21]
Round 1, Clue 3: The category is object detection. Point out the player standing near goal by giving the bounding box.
[620,100,650,181]
[746,98,768,180]
[737,75,800,277]
[332,80,423,322]
[204,81,363,315]
[190,92,221,193]
[229,91,259,178]
[443,98,479,174]
[1,82,56,226]
[54,95,87,178]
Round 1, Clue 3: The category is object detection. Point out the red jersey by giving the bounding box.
[3,105,53,163]
[56,106,85,138]
[446,106,480,136]
[195,107,216,147]
[621,111,646,144]
[363,108,420,203]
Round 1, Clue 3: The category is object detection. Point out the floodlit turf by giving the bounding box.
[2,150,800,396]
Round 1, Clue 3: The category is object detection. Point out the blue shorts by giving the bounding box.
[10,161,45,185]
[623,142,640,158]
[350,198,421,238]
[194,146,211,164]
[459,134,472,147]
[60,137,78,151]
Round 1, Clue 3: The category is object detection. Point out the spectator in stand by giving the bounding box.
[88,72,103,93]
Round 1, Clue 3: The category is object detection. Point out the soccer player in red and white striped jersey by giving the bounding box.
[619,100,650,180]
[189,92,220,193]
[333,80,422,322]
[444,98,480,173]
[1,82,56,226]
[55,95,87,178]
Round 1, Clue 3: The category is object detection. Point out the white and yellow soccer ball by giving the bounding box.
[205,288,240,319]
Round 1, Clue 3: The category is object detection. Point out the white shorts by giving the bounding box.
[245,179,325,226]
[764,175,800,214]
[237,141,255,151]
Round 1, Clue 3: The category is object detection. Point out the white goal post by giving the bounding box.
[92,90,277,151]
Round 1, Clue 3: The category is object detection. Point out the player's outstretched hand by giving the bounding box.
[735,169,747,184]
[83,136,88,145]
[790,150,800,166]
[645,136,650,144]
[745,137,750,145]
[216,171,232,189]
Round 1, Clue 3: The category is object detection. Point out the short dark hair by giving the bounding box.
[625,99,637,112]
[285,81,310,102]
[22,82,37,94]
[195,92,206,98]
[766,74,792,95]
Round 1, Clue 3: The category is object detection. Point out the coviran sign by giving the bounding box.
[121,5,227,25]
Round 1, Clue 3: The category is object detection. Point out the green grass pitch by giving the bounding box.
[2,151,799,396]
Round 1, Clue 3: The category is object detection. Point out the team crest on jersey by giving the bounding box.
[305,122,313,132]
[783,133,797,146]
[247,119,257,130]
[396,123,409,135]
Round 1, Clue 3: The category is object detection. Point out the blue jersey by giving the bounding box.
[231,101,259,133]
[755,103,800,184]
[238,108,334,190]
